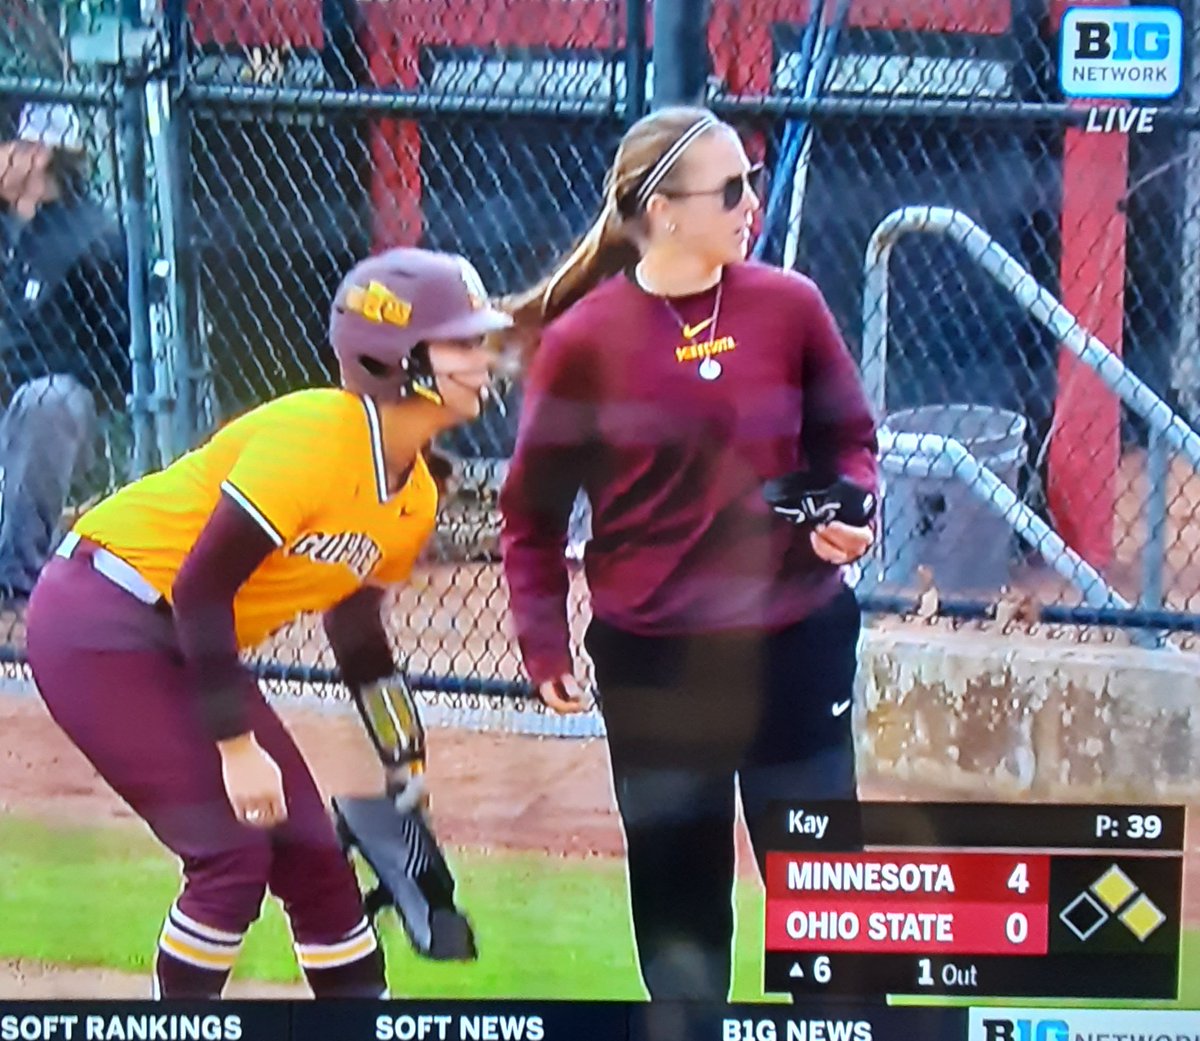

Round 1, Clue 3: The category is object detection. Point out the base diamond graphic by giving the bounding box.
[1060,891,1109,941]
[1120,894,1166,942]
[1091,865,1138,912]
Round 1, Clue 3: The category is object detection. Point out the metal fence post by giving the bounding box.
[162,0,204,453]
[650,0,709,108]
[1173,2,1200,426]
[1140,429,1169,615]
[624,0,648,125]
[117,15,157,478]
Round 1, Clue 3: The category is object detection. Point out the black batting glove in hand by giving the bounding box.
[763,472,877,528]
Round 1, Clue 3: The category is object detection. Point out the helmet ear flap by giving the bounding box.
[347,346,442,405]
[404,343,444,406]
[358,354,394,379]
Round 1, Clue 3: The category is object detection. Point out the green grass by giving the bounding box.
[0,817,181,974]
[0,815,645,999]
[0,814,1195,1006]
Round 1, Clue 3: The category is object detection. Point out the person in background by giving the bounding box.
[499,106,878,1001]
[0,102,129,603]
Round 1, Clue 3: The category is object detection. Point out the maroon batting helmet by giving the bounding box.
[329,248,512,402]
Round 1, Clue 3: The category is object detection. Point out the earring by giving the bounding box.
[667,222,678,234]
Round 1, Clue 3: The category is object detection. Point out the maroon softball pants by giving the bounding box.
[25,553,366,946]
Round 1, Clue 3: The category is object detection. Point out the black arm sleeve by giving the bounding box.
[172,492,279,742]
[323,586,396,689]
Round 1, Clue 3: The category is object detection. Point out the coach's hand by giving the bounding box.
[219,732,288,828]
[538,674,588,715]
[811,521,874,566]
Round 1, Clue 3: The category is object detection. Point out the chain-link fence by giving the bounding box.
[2,0,1200,731]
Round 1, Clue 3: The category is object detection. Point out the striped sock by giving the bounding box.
[154,904,244,999]
[296,917,386,998]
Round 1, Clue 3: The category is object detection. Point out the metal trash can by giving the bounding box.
[880,404,1029,596]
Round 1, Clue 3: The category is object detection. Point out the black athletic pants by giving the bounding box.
[585,584,862,1002]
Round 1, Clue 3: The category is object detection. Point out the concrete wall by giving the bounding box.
[858,627,1200,802]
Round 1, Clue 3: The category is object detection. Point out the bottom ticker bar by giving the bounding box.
[5,1001,1200,1041]
[0,1001,969,1041]
[764,951,1178,999]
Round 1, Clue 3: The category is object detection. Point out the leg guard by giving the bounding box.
[333,794,478,961]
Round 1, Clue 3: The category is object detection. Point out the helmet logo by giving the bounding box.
[458,258,489,311]
[345,280,413,328]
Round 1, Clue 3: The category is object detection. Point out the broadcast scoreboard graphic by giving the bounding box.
[759,803,1184,999]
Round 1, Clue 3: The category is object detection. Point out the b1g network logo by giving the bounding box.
[975,1019,1067,1041]
[968,1009,1200,1041]
[1060,6,1183,99]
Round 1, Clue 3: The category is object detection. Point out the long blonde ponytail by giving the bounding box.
[504,193,638,359]
[503,104,723,361]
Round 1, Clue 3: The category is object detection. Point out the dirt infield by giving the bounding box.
[2,691,1198,998]
[0,693,621,856]
[4,688,1199,880]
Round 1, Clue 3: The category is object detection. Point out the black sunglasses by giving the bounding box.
[661,163,765,211]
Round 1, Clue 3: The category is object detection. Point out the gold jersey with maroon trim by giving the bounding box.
[74,388,437,648]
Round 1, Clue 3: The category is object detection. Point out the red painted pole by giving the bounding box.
[1046,0,1128,571]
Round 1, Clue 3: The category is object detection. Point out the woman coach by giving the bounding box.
[498,106,879,1001]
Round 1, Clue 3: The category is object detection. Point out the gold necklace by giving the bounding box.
[636,264,726,381]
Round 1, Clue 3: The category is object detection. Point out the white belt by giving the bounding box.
[56,531,164,606]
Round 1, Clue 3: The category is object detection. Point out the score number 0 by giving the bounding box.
[916,863,1031,987]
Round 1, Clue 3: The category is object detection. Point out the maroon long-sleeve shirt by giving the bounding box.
[172,495,396,741]
[499,262,880,686]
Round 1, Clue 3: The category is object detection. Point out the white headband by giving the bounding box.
[633,115,720,211]
[540,114,720,312]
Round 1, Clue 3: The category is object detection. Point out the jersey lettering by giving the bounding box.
[290,531,383,581]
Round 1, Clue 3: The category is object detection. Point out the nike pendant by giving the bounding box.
[699,357,722,381]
